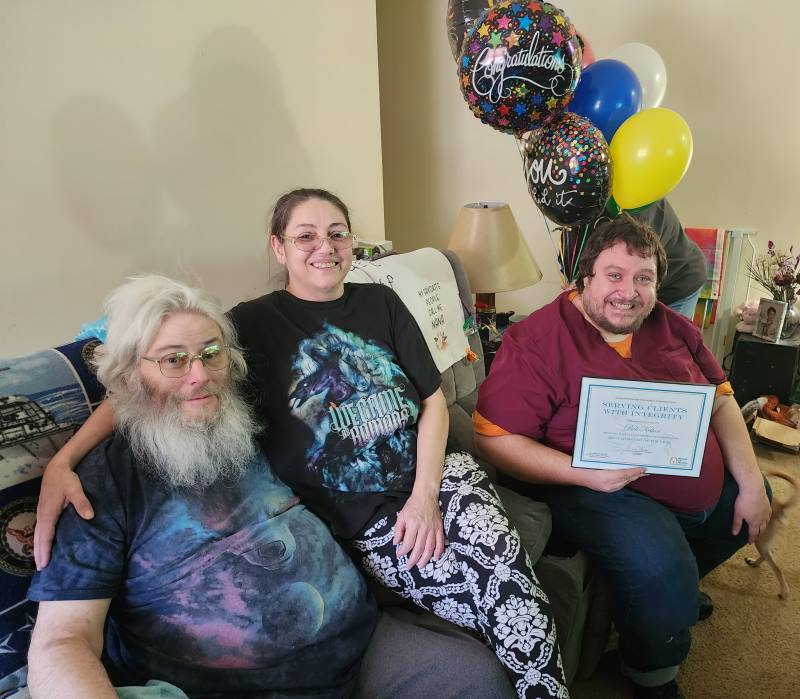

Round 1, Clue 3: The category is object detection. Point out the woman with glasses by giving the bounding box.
[34,188,568,699]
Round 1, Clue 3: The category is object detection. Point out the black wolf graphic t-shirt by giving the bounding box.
[230,284,442,538]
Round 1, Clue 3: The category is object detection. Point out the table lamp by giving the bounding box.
[447,202,543,321]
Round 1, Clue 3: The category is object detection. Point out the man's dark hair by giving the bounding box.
[575,214,668,291]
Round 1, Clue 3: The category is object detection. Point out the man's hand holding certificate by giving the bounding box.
[572,377,716,477]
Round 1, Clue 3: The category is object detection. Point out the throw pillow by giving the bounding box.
[0,339,103,688]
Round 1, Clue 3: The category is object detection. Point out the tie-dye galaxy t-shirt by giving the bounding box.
[28,436,376,697]
[230,284,442,539]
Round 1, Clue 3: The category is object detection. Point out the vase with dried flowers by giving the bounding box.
[746,241,800,339]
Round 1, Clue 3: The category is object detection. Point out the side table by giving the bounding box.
[481,313,528,374]
[728,331,800,405]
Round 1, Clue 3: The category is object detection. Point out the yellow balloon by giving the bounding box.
[609,108,693,210]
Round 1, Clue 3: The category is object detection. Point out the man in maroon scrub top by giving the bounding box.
[473,215,771,699]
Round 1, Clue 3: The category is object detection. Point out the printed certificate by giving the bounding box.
[572,377,716,477]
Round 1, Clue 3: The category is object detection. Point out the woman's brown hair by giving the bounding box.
[268,188,351,239]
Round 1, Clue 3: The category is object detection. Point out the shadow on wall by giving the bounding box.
[50,25,310,301]
[50,96,162,270]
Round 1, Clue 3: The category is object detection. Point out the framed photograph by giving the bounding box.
[752,298,787,343]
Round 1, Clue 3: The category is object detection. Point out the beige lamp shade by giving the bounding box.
[447,202,542,294]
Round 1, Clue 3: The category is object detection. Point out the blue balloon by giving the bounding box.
[568,59,642,142]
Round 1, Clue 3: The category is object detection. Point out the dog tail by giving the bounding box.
[765,470,799,512]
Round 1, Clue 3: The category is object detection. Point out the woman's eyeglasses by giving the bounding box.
[282,230,355,252]
[141,345,231,378]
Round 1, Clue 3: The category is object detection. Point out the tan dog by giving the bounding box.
[745,470,798,600]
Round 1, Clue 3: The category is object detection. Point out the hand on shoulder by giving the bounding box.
[34,455,94,570]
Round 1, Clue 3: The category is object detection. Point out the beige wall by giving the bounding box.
[378,0,799,315]
[5,1,795,355]
[1,0,384,356]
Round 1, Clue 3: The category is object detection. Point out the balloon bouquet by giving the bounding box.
[448,0,693,285]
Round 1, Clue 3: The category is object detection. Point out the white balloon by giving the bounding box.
[608,42,667,109]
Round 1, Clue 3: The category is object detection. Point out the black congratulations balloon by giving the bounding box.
[521,112,611,225]
[458,2,582,135]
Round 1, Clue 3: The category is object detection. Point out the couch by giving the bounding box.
[0,250,607,695]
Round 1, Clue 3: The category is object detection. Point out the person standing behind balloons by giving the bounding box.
[632,198,707,320]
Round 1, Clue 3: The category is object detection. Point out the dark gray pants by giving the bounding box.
[355,608,516,698]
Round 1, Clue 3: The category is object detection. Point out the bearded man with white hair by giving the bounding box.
[27,276,516,699]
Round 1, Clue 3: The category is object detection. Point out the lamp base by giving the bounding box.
[475,292,496,313]
[475,292,498,348]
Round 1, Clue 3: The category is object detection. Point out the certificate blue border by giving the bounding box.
[572,378,716,476]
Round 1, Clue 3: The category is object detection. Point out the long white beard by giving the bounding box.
[114,380,259,489]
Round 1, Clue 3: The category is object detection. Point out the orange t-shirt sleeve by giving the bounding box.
[472,410,511,437]
[716,380,733,396]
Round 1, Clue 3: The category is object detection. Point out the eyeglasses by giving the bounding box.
[141,344,232,378]
[282,230,355,252]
